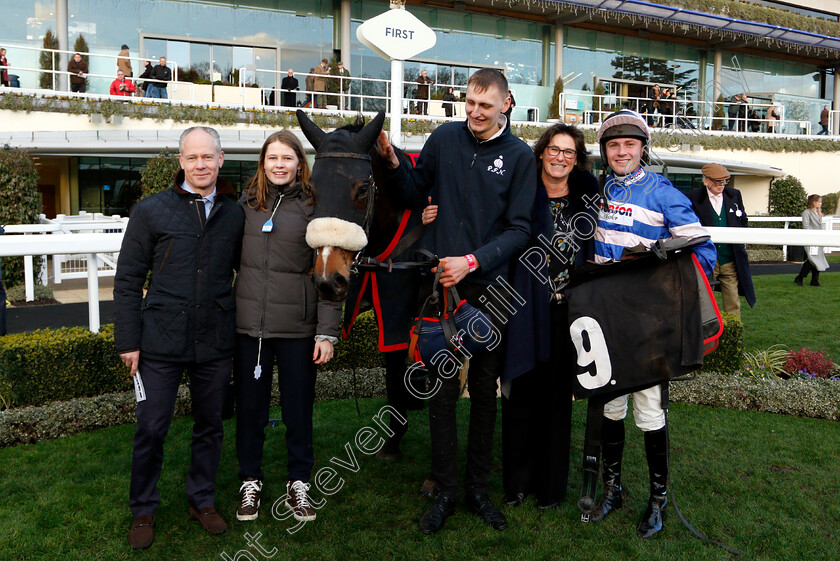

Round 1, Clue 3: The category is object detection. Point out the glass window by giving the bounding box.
[212,45,233,84]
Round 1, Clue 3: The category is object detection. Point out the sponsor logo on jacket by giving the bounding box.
[486,154,506,176]
[598,201,634,226]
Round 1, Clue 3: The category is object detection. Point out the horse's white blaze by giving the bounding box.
[319,246,331,273]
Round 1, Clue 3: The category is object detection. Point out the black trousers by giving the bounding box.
[426,281,511,497]
[797,260,821,284]
[502,303,574,505]
[129,356,232,517]
[70,82,86,93]
[235,334,316,483]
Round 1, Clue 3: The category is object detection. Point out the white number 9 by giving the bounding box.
[570,316,613,390]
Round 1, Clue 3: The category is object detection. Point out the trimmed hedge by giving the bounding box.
[327,310,385,372]
[701,312,744,374]
[0,310,386,410]
[670,373,840,421]
[0,325,131,408]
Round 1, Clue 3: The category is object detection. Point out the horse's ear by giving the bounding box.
[356,111,386,151]
[297,110,326,150]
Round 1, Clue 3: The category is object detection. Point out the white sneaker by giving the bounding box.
[285,480,316,521]
[236,479,262,521]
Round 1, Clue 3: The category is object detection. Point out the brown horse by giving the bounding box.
[297,109,426,458]
[297,110,386,301]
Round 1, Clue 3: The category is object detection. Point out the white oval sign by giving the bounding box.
[357,9,437,61]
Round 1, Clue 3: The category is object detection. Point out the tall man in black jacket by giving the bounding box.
[377,69,536,534]
[115,126,244,550]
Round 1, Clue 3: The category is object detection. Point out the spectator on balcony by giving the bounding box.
[416,70,433,115]
[68,52,88,93]
[280,68,298,108]
[0,49,9,87]
[138,60,153,96]
[333,61,351,110]
[304,68,315,107]
[110,70,137,97]
[818,105,829,135]
[118,44,133,77]
[313,58,329,109]
[147,57,172,99]
[766,102,782,133]
[443,86,456,118]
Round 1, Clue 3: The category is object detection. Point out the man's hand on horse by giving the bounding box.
[435,256,475,287]
[376,130,400,169]
[422,196,438,225]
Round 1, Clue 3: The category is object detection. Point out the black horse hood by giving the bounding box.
[297,111,385,251]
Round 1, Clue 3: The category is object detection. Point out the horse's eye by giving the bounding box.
[358,184,368,196]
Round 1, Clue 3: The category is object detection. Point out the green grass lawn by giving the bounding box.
[1,397,839,561]
[737,272,839,360]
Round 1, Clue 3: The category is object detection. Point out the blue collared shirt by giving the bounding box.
[181,182,217,218]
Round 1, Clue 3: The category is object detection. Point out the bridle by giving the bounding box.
[314,150,432,274]
[314,150,378,271]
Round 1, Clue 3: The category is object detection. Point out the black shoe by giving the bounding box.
[536,500,560,511]
[465,494,508,531]
[794,277,803,286]
[637,494,667,538]
[419,494,456,534]
[504,492,526,507]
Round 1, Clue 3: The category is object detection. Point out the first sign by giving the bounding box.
[357,9,436,61]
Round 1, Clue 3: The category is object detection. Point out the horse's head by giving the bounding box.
[297,110,385,301]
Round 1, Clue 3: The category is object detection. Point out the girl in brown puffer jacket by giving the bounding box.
[233,130,341,524]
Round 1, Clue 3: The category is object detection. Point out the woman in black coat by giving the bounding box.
[500,123,599,509]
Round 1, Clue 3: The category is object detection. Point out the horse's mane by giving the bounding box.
[335,117,367,134]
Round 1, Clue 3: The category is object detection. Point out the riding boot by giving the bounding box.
[590,418,625,522]
[637,427,668,538]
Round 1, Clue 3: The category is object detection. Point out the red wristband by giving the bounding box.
[465,254,477,273]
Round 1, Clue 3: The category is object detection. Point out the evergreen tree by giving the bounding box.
[39,29,59,89]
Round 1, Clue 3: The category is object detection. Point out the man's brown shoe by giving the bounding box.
[128,515,155,550]
[189,505,227,535]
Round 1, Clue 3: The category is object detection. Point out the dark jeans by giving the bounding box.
[418,100,428,115]
[129,356,232,517]
[818,124,829,135]
[797,260,821,285]
[502,303,573,504]
[70,82,85,93]
[426,280,511,497]
[235,334,316,482]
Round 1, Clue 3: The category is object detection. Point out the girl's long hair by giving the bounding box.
[246,130,314,211]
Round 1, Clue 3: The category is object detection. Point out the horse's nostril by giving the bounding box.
[334,275,348,291]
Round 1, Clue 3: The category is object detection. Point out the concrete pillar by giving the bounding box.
[712,49,722,103]
[56,0,69,91]
[341,0,351,71]
[541,25,552,87]
[554,24,564,82]
[833,68,840,135]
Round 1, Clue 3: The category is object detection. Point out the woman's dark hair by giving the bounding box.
[807,194,821,208]
[246,130,314,211]
[533,122,590,170]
